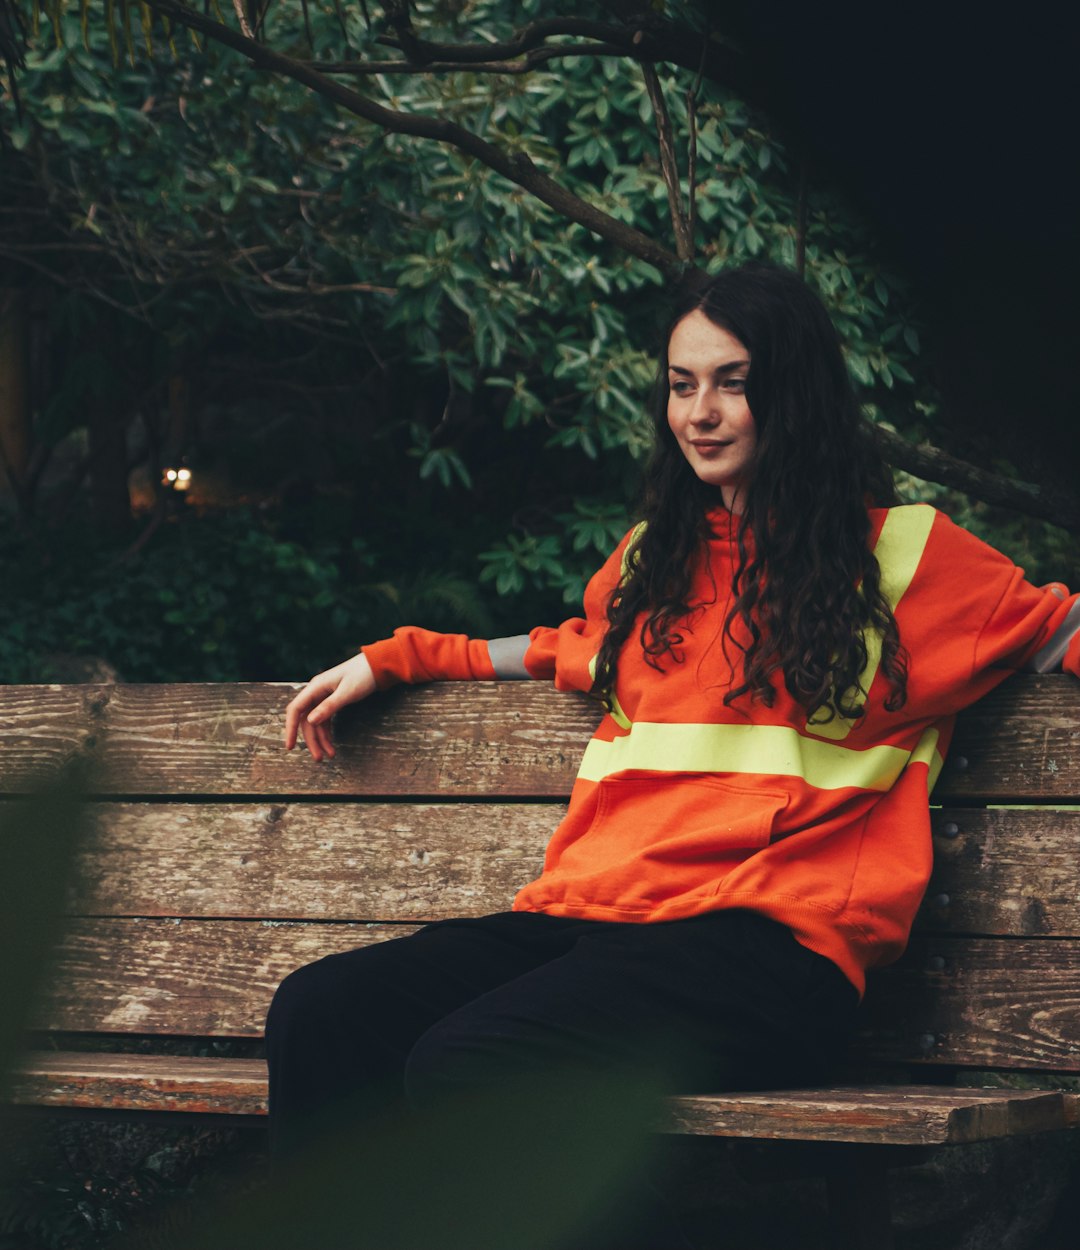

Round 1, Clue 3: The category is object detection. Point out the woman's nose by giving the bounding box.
[689,390,720,425]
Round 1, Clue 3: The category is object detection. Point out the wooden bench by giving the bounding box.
[4,676,1080,1248]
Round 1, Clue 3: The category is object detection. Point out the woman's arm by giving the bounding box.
[282,526,638,761]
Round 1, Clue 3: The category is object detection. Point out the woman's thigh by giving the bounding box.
[404,908,859,1106]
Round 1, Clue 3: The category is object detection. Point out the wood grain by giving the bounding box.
[1,676,1078,800]
[0,684,601,797]
[51,802,1080,937]
[27,919,1080,1074]
[63,802,553,920]
[29,919,419,1036]
[859,936,1080,1070]
[938,675,1080,801]
[9,1053,269,1116]
[9,1056,1068,1147]
[917,809,1080,937]
[663,1085,1068,1145]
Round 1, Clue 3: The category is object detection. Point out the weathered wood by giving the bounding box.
[939,675,1080,801]
[10,1058,1068,1148]
[1,676,1077,800]
[858,936,1080,1070]
[9,1053,270,1116]
[917,809,1080,937]
[0,684,601,798]
[664,1086,1067,1146]
[63,802,553,920]
[49,802,1080,938]
[29,919,419,1036]
[28,919,1080,1073]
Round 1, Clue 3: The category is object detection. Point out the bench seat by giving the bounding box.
[10,1055,1074,1147]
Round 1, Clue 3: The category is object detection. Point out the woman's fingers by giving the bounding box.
[284,655,376,759]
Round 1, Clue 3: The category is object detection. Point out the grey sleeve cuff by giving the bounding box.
[1025,599,1080,672]
[486,635,533,679]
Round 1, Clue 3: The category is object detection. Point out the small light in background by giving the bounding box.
[162,467,193,492]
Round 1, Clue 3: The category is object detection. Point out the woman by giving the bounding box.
[270,262,1080,1248]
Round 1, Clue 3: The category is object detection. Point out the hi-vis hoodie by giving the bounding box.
[362,504,1080,995]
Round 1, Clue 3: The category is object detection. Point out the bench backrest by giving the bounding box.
[3,677,1079,1074]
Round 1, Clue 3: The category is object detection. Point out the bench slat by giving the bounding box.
[917,809,1080,937]
[28,920,1080,1072]
[664,1085,1069,1145]
[858,935,1080,1070]
[10,1055,1068,1147]
[45,802,1080,939]
[10,1053,269,1116]
[2,678,1078,801]
[64,802,550,921]
[30,919,417,1036]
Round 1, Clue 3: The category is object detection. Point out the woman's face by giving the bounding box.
[666,309,756,513]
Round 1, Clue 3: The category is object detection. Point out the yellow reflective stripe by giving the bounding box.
[909,725,945,793]
[587,651,631,729]
[810,504,936,742]
[619,520,648,582]
[586,523,648,732]
[576,722,914,792]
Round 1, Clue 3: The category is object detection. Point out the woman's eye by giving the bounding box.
[724,378,747,393]
[671,381,695,396]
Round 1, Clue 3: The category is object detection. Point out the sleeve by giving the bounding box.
[909,511,1080,711]
[360,527,639,694]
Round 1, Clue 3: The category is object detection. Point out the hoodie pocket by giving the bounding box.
[564,773,789,909]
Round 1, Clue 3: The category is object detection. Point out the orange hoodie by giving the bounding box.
[362,504,1080,995]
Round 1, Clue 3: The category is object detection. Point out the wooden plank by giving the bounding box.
[29,920,1080,1072]
[10,1056,1069,1148]
[2,675,1078,800]
[29,919,419,1036]
[9,1053,269,1116]
[0,685,94,784]
[936,675,1080,802]
[915,809,1080,937]
[0,684,601,798]
[51,802,1080,936]
[859,936,1080,1071]
[62,802,553,920]
[664,1086,1067,1146]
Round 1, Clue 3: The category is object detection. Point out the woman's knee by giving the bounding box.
[266,958,330,1041]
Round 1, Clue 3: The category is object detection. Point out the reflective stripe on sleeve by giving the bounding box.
[486,635,533,679]
[1025,598,1080,673]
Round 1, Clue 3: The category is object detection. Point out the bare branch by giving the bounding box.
[146,0,683,276]
[872,423,1080,533]
[641,63,693,262]
[230,0,254,40]
[310,42,628,76]
[376,16,635,64]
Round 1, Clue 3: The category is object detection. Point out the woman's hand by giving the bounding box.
[284,653,377,761]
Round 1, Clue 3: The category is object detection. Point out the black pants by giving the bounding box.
[264,909,858,1250]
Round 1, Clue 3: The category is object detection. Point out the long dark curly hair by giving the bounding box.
[592,261,908,724]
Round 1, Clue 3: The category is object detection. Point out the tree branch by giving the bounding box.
[146,0,683,277]
[376,16,635,64]
[371,12,759,102]
[310,42,629,76]
[871,423,1080,533]
[641,63,693,262]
